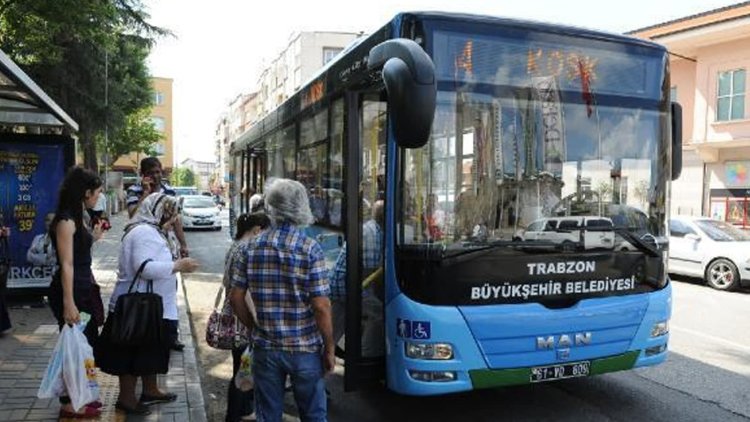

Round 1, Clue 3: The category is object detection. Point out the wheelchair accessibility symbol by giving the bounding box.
[396,318,431,340]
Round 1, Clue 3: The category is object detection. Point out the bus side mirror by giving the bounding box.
[671,102,682,181]
[368,38,436,149]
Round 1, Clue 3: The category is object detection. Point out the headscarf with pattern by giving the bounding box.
[123,192,180,259]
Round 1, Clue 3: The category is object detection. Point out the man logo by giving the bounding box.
[537,332,592,350]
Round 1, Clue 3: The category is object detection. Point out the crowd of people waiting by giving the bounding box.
[18,155,339,421]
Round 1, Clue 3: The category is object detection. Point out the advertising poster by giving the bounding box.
[0,141,67,289]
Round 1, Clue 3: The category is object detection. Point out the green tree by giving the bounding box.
[0,0,168,171]
[171,167,196,187]
[100,106,163,165]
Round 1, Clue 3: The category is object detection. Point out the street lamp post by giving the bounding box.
[103,49,109,215]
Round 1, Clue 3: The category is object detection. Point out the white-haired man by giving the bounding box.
[230,178,334,422]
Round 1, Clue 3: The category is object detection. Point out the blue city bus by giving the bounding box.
[229,12,681,396]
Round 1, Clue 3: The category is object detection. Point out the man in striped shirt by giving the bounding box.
[230,178,333,422]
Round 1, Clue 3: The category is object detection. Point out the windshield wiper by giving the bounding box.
[613,228,660,258]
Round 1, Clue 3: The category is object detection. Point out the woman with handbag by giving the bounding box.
[95,192,198,415]
[221,212,270,422]
[47,166,105,419]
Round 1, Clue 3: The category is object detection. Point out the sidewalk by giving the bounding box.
[0,212,207,421]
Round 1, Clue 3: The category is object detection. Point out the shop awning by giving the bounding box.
[0,48,78,132]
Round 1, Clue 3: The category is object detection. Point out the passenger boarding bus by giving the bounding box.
[229,12,682,396]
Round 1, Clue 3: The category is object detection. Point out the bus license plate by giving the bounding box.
[530,361,590,383]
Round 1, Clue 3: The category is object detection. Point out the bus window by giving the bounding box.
[280,124,296,179]
[300,108,328,146]
[267,131,284,179]
[299,108,330,225]
[298,144,328,224]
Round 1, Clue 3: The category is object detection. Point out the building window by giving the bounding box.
[717,69,745,121]
[151,116,166,132]
[322,47,342,65]
[153,91,165,105]
[670,86,677,102]
[154,143,166,156]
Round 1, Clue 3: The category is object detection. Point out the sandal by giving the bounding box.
[115,401,152,415]
[85,400,103,409]
[59,406,102,419]
[139,392,178,406]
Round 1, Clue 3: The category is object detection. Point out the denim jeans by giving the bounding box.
[253,348,327,422]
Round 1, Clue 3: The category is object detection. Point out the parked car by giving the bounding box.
[668,216,750,290]
[180,195,221,231]
[518,216,615,251]
[173,186,198,196]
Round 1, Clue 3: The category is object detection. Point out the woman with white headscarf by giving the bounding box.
[96,193,199,416]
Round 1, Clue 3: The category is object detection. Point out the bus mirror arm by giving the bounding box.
[671,102,682,181]
[368,39,436,149]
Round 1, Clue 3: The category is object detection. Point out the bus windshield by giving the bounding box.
[398,28,668,255]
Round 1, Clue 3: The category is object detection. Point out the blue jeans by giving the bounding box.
[253,348,327,422]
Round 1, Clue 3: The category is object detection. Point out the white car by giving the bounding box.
[180,195,221,231]
[668,216,750,290]
[519,216,615,251]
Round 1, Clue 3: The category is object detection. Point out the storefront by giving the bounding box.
[707,158,750,229]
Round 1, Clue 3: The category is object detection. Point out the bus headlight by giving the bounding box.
[650,321,669,337]
[405,342,453,360]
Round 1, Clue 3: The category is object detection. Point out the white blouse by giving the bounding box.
[109,224,178,320]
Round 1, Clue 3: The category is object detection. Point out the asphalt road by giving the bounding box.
[182,217,750,421]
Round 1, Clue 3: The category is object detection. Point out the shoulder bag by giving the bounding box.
[206,284,249,350]
[109,259,164,346]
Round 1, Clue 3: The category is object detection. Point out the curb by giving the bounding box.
[177,272,208,422]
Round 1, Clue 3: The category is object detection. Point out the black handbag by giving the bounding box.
[109,259,164,346]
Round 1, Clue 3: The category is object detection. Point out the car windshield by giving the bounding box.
[695,219,750,242]
[183,198,215,208]
[397,29,668,254]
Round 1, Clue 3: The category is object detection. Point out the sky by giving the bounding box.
[145,0,742,165]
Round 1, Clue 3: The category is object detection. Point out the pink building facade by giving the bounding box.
[631,3,750,227]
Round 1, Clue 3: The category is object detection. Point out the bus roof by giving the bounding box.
[231,11,666,154]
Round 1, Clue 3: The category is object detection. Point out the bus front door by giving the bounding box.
[342,91,387,391]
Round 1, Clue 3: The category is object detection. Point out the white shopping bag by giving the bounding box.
[234,345,254,392]
[60,318,100,411]
[37,329,66,399]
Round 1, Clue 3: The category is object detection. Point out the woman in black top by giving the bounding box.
[48,166,104,419]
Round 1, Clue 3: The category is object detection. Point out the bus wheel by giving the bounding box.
[705,258,739,291]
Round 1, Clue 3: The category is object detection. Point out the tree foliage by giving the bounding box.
[99,106,162,165]
[171,167,196,187]
[0,0,169,171]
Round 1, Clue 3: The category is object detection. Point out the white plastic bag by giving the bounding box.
[234,345,254,392]
[37,329,66,398]
[60,319,100,411]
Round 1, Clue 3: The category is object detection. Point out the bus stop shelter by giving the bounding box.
[0,48,78,292]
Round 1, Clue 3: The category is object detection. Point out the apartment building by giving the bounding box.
[213,31,361,192]
[111,77,174,179]
[630,2,750,227]
[180,158,216,191]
